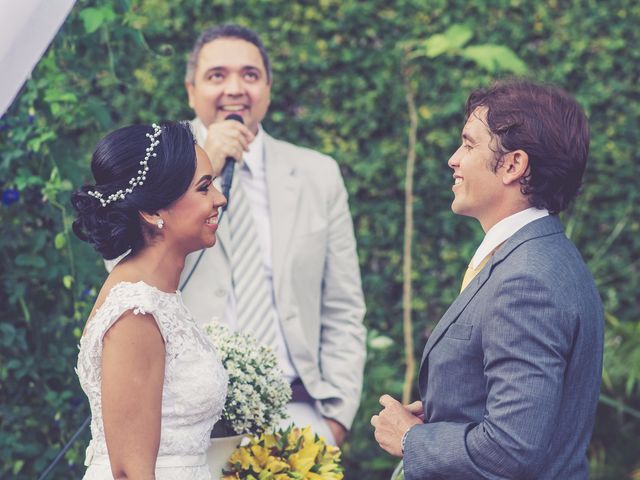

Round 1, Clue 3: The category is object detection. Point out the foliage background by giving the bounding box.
[1,0,639,478]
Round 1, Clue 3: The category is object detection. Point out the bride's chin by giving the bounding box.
[204,236,217,248]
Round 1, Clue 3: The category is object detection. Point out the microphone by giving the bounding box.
[220,114,244,211]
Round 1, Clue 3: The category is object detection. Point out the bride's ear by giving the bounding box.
[139,211,165,231]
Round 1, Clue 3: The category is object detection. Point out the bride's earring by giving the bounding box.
[156,219,164,230]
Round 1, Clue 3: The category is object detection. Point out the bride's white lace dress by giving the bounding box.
[76,281,227,479]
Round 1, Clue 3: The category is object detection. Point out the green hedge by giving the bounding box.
[1,0,639,478]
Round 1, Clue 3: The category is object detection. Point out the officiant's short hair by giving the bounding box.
[185,24,272,85]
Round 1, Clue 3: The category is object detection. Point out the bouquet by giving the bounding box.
[205,322,291,436]
[222,425,343,480]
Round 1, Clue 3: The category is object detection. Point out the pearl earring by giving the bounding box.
[156,219,164,230]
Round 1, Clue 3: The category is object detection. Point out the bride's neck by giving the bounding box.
[125,242,186,292]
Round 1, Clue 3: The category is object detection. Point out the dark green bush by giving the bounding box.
[1,0,638,478]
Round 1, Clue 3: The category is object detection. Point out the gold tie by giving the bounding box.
[460,244,502,292]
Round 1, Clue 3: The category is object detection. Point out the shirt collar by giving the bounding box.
[243,125,265,175]
[470,207,549,268]
[192,117,207,146]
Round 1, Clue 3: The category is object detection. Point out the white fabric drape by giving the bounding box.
[0,0,75,117]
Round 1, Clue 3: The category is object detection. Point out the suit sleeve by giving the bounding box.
[316,160,367,430]
[404,271,575,479]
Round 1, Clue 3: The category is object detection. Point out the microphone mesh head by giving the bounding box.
[225,114,244,124]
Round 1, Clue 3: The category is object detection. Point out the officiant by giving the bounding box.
[178,24,366,446]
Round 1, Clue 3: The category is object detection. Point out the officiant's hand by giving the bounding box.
[324,417,347,446]
[203,119,255,176]
[371,394,423,457]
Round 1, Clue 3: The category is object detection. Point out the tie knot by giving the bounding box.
[240,159,253,176]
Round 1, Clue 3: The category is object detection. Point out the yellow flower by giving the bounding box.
[262,432,279,449]
[317,462,344,479]
[250,444,273,466]
[224,425,342,479]
[265,459,289,473]
[286,426,303,446]
[229,445,260,471]
[288,442,320,474]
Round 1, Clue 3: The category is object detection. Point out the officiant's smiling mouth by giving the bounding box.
[453,174,463,188]
[218,103,251,115]
[219,104,248,113]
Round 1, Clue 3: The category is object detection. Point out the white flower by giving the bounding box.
[204,322,292,435]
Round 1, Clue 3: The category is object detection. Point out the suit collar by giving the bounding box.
[215,201,231,257]
[470,208,549,268]
[419,215,564,369]
[491,214,564,267]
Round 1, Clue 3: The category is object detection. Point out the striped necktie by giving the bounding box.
[228,166,278,351]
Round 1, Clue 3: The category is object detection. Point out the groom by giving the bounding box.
[372,80,604,479]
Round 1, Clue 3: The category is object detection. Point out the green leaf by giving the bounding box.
[15,254,46,268]
[80,7,104,34]
[26,131,56,152]
[443,24,473,50]
[368,335,394,350]
[99,5,117,22]
[63,275,74,290]
[461,44,528,74]
[422,34,450,58]
[12,460,24,475]
[43,90,78,103]
[422,24,473,58]
[0,323,16,347]
[54,232,67,250]
[6,358,21,370]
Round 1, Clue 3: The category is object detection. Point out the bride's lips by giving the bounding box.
[205,214,219,229]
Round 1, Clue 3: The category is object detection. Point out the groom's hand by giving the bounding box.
[371,394,423,457]
[405,400,425,421]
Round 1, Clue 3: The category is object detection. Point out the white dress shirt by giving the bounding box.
[192,119,298,382]
[470,207,550,268]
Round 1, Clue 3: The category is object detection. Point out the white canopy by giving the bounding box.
[0,0,75,117]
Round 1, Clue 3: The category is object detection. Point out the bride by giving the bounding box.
[72,121,228,479]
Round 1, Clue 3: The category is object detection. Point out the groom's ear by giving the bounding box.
[501,149,529,185]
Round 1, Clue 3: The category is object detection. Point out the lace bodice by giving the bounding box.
[76,281,227,479]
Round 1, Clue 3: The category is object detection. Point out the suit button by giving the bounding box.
[215,289,226,298]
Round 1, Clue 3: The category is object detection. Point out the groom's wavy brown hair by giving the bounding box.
[466,80,590,214]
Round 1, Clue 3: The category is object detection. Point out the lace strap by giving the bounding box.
[86,281,173,347]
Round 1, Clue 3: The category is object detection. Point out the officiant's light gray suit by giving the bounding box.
[404,215,604,479]
[179,129,366,430]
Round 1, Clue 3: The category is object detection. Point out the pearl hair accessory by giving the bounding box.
[88,123,162,207]
[156,219,164,229]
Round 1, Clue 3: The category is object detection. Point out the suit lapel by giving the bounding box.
[215,203,231,258]
[215,172,231,257]
[419,215,564,372]
[420,257,494,366]
[264,134,301,297]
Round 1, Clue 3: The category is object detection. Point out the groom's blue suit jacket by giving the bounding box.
[404,215,604,480]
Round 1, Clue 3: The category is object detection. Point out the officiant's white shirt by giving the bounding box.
[192,120,298,383]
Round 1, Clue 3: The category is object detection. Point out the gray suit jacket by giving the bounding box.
[179,128,366,429]
[404,215,604,479]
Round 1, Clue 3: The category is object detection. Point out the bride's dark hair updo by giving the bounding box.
[71,121,197,259]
